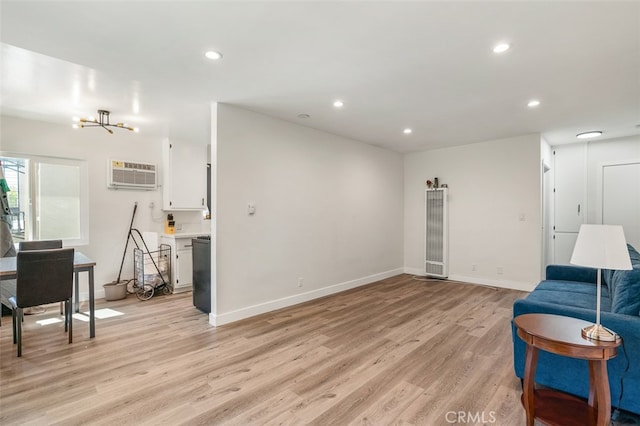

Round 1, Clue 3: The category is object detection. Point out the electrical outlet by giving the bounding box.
[497,266,504,275]
[472,264,478,271]
[298,277,304,287]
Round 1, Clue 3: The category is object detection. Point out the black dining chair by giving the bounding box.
[18,240,63,251]
[19,240,68,315]
[9,248,75,357]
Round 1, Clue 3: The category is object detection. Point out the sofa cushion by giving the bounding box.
[603,244,640,291]
[628,244,640,264]
[526,280,611,312]
[605,244,640,316]
[610,266,640,316]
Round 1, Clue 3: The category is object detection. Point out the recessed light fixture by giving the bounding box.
[527,100,541,108]
[333,100,344,108]
[576,131,603,139]
[403,128,412,135]
[297,113,310,119]
[493,43,510,54]
[205,50,223,60]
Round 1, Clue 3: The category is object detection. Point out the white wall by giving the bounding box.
[3,110,549,318]
[213,104,404,325]
[0,115,205,300]
[404,134,542,291]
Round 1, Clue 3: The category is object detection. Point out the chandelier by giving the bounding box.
[72,110,139,134]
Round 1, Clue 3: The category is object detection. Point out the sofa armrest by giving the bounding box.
[545,264,597,283]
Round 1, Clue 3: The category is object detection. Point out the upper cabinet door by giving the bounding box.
[553,144,586,232]
[163,139,207,210]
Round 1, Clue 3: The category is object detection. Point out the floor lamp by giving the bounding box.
[570,224,632,341]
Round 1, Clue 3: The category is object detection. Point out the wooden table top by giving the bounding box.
[0,251,95,277]
[515,313,620,359]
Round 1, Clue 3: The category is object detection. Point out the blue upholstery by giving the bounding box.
[512,244,640,415]
[607,245,640,316]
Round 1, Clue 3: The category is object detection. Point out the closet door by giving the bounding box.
[603,162,640,249]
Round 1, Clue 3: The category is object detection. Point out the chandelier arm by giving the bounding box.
[74,110,137,133]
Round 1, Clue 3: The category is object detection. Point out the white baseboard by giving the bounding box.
[448,274,535,292]
[209,268,404,327]
[77,290,105,303]
[403,267,535,292]
[403,267,424,276]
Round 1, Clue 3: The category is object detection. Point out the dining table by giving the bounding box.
[0,251,97,338]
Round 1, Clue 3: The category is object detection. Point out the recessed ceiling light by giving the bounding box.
[493,43,510,54]
[205,50,223,60]
[333,100,344,108]
[527,100,541,108]
[403,128,412,135]
[297,113,310,119]
[576,131,603,139]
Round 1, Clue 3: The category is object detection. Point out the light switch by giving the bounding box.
[248,203,256,215]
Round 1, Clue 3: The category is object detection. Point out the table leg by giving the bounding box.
[523,344,539,426]
[591,360,611,426]
[74,271,80,313]
[588,360,597,409]
[89,267,95,338]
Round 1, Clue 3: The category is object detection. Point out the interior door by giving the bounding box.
[603,162,640,249]
[553,144,586,263]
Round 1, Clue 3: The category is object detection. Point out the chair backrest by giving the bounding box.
[19,240,62,251]
[16,248,74,309]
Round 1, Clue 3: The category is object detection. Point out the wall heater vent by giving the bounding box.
[108,160,157,190]
[425,188,448,278]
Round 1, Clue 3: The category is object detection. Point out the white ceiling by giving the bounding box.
[1,1,639,153]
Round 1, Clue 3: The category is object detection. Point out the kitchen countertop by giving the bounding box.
[161,232,211,239]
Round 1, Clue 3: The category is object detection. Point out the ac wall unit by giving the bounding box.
[425,188,448,278]
[108,160,157,190]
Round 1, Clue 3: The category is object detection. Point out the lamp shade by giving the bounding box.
[570,224,632,270]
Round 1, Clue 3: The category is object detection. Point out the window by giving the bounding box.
[0,154,89,245]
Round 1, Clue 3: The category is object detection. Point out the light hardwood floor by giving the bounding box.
[1,274,529,425]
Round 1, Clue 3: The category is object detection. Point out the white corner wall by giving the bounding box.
[212,104,404,325]
[404,134,542,291]
[0,115,170,300]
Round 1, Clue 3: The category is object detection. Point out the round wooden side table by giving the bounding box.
[514,313,621,426]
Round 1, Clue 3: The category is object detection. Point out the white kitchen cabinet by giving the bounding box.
[161,234,209,293]
[162,138,207,210]
[552,143,586,263]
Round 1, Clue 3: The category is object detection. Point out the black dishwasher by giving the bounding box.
[192,236,211,313]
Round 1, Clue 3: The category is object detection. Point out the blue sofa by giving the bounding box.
[512,244,640,415]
